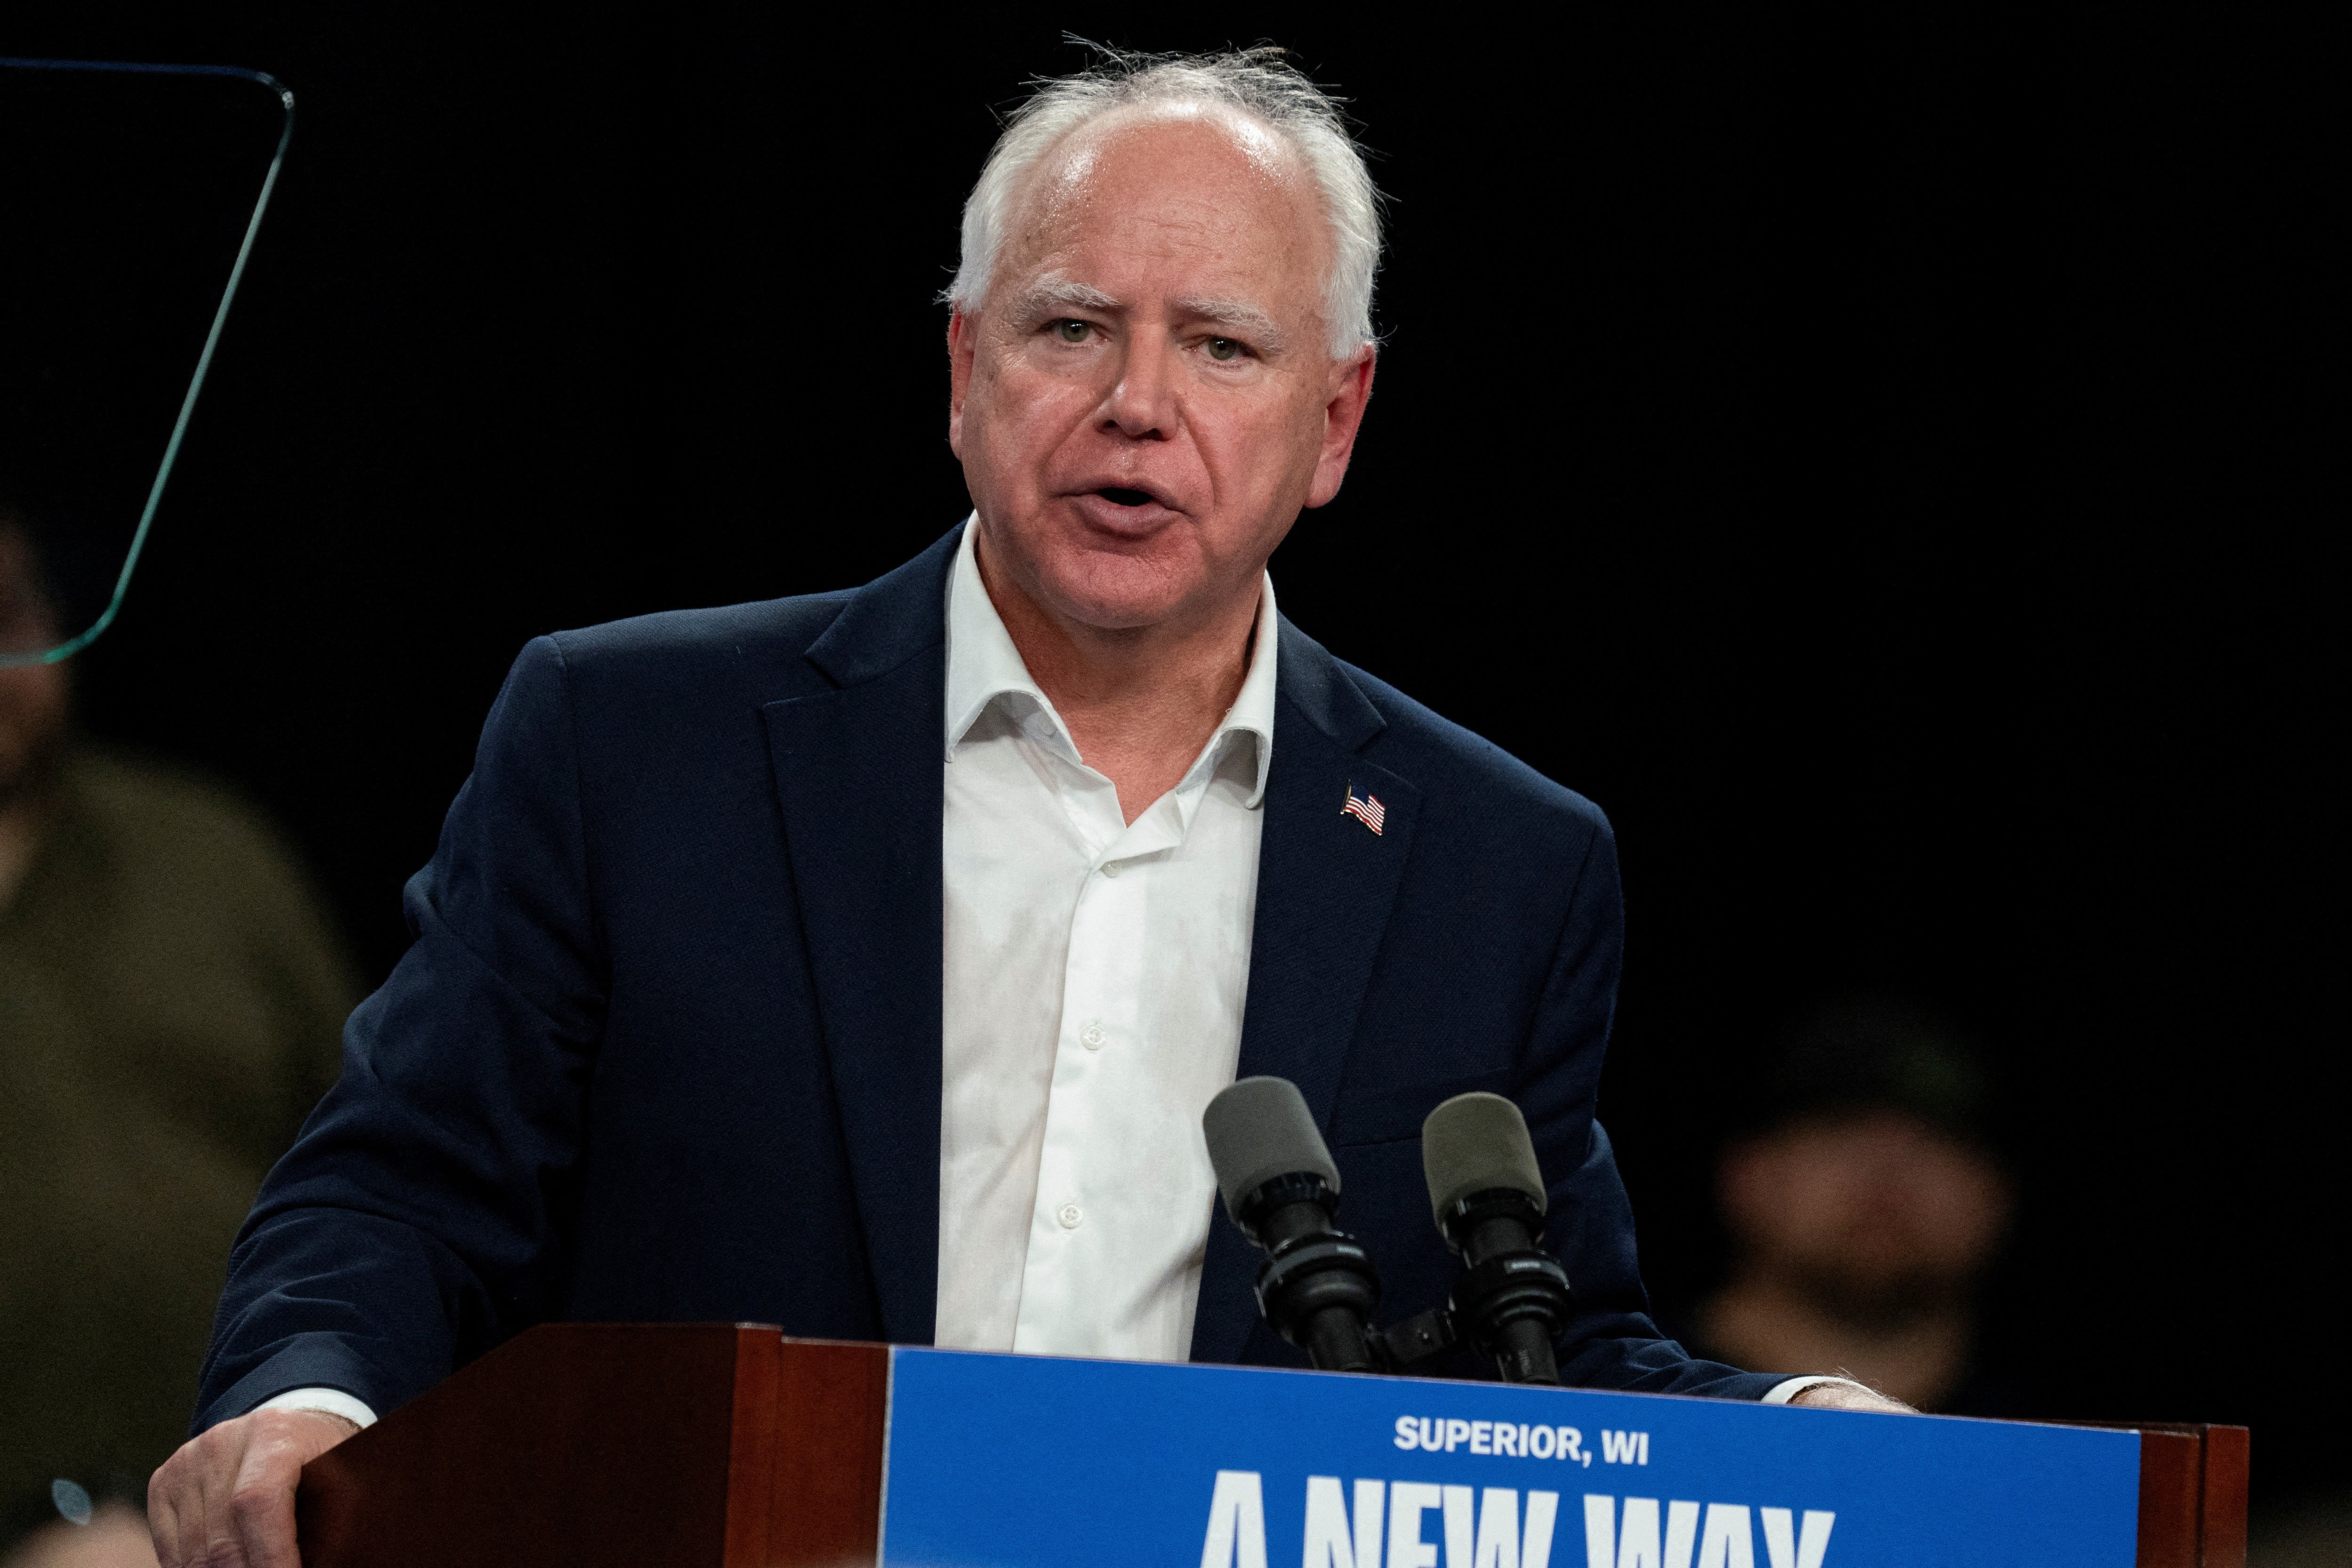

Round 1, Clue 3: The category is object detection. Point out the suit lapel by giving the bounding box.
[1192,618,1422,1364]
[761,548,1416,1361]
[760,532,959,1346]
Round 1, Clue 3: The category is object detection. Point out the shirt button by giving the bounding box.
[1081,1024,1106,1050]
[1056,1203,1083,1230]
[1101,860,1121,878]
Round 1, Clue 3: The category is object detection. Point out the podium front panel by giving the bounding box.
[877,1347,2141,1567]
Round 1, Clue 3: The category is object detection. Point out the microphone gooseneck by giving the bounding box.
[1420,1092,1576,1385]
[1203,1077,1383,1373]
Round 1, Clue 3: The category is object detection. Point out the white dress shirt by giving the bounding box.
[933,518,1277,1362]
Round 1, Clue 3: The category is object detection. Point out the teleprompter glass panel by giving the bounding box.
[0,59,291,667]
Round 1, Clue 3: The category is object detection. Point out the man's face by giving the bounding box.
[948,110,1375,634]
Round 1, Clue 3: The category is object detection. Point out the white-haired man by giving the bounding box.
[151,48,1900,1568]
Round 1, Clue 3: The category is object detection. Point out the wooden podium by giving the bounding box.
[298,1325,884,1567]
[296,1323,2248,1568]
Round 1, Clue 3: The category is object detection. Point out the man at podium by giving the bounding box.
[151,47,1901,1568]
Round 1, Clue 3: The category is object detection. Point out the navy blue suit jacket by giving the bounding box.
[194,526,1779,1430]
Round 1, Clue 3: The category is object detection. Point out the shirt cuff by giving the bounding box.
[1762,1376,1866,1406]
[254,1386,379,1429]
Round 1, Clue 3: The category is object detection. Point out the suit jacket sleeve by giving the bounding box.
[192,635,604,1431]
[1519,817,1788,1400]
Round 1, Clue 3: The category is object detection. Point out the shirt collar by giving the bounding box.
[943,516,1279,808]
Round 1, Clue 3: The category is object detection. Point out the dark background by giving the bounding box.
[5,0,2338,1521]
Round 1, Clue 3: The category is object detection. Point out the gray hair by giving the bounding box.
[944,46,1383,360]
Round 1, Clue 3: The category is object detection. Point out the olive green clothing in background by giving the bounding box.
[0,745,354,1542]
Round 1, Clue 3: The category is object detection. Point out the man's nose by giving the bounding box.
[1099,330,1176,439]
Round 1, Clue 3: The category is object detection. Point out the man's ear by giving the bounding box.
[947,309,977,459]
[1303,347,1377,509]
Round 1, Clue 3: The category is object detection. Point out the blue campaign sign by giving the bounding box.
[877,1348,2139,1568]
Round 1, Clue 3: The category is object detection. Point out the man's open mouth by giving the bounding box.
[1096,487,1156,508]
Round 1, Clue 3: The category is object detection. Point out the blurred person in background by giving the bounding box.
[2249,1493,2352,1567]
[0,514,356,1566]
[1688,998,2021,1415]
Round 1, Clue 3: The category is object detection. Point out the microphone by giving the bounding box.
[1421,1092,1575,1385]
[1202,1076,1383,1373]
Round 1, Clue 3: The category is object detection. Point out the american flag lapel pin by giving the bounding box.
[1341,782,1386,835]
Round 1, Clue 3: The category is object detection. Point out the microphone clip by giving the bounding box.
[1433,1188,1574,1384]
[1235,1172,1383,1373]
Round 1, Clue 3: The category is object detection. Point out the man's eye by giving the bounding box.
[1206,337,1241,362]
[1053,319,1092,343]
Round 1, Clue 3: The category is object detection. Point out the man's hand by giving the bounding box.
[147,1408,358,1568]
[1789,1379,1916,1414]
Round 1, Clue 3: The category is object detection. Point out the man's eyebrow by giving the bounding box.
[1175,296,1290,353]
[1006,276,1123,319]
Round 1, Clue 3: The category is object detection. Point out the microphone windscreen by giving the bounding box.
[1203,1076,1341,1220]
[1421,1092,1549,1221]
